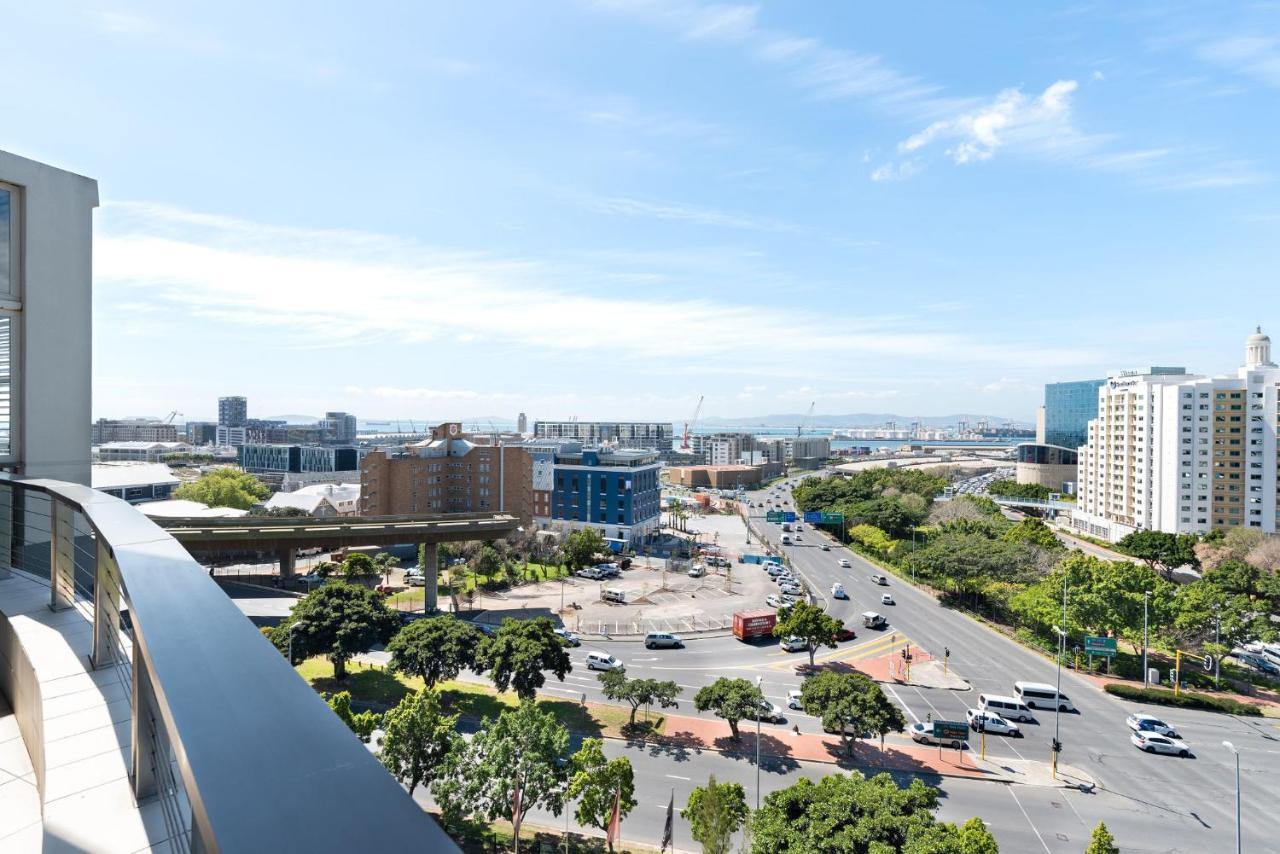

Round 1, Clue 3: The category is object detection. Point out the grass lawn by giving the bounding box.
[384,563,570,608]
[295,656,666,738]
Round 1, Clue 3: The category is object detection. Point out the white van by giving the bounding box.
[601,588,626,604]
[1014,681,1075,712]
[586,652,624,671]
[977,693,1033,722]
[780,534,793,545]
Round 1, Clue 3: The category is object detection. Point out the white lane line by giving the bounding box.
[1006,786,1052,854]
[884,685,920,724]
[541,686,580,695]
[665,774,691,781]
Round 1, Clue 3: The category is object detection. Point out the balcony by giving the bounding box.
[0,475,455,853]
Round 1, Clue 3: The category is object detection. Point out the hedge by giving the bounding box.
[1103,682,1263,716]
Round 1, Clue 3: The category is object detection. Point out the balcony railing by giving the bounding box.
[0,474,457,853]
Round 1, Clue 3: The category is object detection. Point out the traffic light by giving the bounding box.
[1051,738,1062,753]
[944,646,950,658]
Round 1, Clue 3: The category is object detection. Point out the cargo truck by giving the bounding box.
[733,608,778,641]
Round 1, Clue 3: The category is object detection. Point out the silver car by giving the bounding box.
[1130,731,1191,757]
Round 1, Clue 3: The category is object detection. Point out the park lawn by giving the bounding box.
[383,563,570,607]
[295,657,666,738]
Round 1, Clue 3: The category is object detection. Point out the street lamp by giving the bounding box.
[1142,590,1151,688]
[1051,623,1066,779]
[1223,741,1241,854]
[755,675,763,810]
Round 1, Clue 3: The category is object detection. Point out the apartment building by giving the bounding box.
[359,422,535,524]
[551,446,661,546]
[91,417,179,444]
[1075,329,1280,542]
[786,434,832,467]
[533,420,673,451]
[218,395,248,428]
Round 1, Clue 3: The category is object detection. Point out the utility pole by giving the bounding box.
[1051,572,1067,779]
[1142,589,1150,688]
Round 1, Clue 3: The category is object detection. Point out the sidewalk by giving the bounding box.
[857,649,972,691]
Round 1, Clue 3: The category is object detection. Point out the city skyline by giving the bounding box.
[9,1,1280,419]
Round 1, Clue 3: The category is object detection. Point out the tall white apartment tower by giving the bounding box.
[1075,328,1280,542]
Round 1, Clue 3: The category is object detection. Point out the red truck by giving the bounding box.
[733,608,778,641]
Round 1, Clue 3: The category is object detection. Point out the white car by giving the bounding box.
[880,593,895,606]
[787,689,804,710]
[1130,730,1191,757]
[766,565,784,577]
[966,709,1021,737]
[554,628,581,647]
[831,582,847,599]
[576,567,602,580]
[766,594,783,608]
[751,700,785,723]
[781,636,810,653]
[838,558,851,568]
[909,722,965,748]
[780,584,803,597]
[585,652,624,671]
[1126,713,1179,738]
[687,564,706,578]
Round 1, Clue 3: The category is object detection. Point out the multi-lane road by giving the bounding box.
[475,477,1278,853]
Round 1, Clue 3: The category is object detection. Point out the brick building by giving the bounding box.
[359,422,536,525]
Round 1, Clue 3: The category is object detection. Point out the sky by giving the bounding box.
[7,1,1280,425]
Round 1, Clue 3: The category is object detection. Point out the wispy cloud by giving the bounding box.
[1197,36,1280,89]
[594,196,806,233]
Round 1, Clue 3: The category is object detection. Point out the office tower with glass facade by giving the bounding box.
[1042,379,1106,449]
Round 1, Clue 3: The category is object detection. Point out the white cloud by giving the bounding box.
[594,196,806,233]
[682,3,760,41]
[870,160,922,182]
[899,80,1090,165]
[1197,36,1280,89]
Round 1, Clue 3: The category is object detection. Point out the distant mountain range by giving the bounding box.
[699,412,1032,429]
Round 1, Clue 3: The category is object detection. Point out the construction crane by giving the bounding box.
[796,401,815,437]
[680,395,704,451]
[163,411,182,424]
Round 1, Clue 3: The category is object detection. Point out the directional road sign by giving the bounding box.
[1083,636,1117,658]
[803,511,823,523]
[766,511,784,523]
[933,721,968,741]
[820,512,844,525]
[783,512,797,523]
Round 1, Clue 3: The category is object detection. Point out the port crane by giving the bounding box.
[680,395,704,451]
[796,401,815,437]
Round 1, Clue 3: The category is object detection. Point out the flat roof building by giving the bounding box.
[91,461,180,503]
[552,446,661,547]
[534,421,673,451]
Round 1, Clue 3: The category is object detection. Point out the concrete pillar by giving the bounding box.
[279,547,296,581]
[423,544,438,613]
[93,537,121,668]
[50,500,75,611]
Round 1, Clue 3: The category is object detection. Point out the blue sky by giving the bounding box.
[8,1,1280,424]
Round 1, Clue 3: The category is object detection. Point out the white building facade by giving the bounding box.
[1075,330,1280,542]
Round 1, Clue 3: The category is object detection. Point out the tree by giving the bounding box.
[987,479,1052,501]
[386,615,483,687]
[750,772,983,854]
[774,602,844,667]
[1117,530,1199,578]
[953,817,1000,854]
[1001,518,1061,550]
[473,543,503,580]
[247,504,314,518]
[567,738,637,851]
[1085,821,1119,854]
[564,528,606,571]
[327,691,381,743]
[1246,535,1280,575]
[372,551,400,585]
[597,669,682,726]
[340,552,380,582]
[379,688,460,795]
[473,616,572,699]
[284,582,399,678]
[694,678,764,741]
[435,700,569,851]
[798,671,904,757]
[682,775,748,854]
[173,467,269,510]
[848,524,897,554]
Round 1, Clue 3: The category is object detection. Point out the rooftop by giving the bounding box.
[90,462,180,489]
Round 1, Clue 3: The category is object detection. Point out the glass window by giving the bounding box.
[0,184,13,298]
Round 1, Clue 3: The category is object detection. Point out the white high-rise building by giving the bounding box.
[1075,328,1280,542]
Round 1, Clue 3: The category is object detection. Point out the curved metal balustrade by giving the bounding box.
[0,475,458,853]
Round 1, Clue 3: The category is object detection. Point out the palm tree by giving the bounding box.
[372,552,400,587]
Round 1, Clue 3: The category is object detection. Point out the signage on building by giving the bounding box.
[1108,378,1140,390]
[1083,636,1117,657]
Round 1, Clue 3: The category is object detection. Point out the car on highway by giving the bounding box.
[586,651,624,671]
[909,722,965,748]
[781,636,810,653]
[820,544,830,551]
[869,574,888,585]
[750,699,786,723]
[835,624,857,642]
[787,689,804,710]
[1126,713,1180,738]
[966,709,1022,736]
[880,593,895,606]
[838,558,851,568]
[1130,730,1192,757]
[554,628,581,647]
[766,594,784,608]
[831,582,847,599]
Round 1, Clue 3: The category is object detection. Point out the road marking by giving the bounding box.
[665,774,690,781]
[1006,786,1052,854]
[541,686,580,695]
[885,685,920,724]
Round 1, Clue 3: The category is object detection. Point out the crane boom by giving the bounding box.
[797,401,815,437]
[681,395,705,450]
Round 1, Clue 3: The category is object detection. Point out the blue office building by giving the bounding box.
[551,446,662,548]
[1042,379,1106,450]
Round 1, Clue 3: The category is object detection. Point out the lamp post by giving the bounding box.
[755,675,763,810]
[1142,589,1151,688]
[1051,623,1066,778]
[1223,741,1241,854]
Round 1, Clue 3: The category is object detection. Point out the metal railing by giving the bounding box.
[0,475,457,853]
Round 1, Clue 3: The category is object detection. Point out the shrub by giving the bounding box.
[1103,683,1262,716]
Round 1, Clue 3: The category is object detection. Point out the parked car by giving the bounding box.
[405,574,426,587]
[766,594,783,608]
[966,709,1022,737]
[1126,713,1179,738]
[576,567,603,580]
[831,582,847,599]
[687,564,706,578]
[910,722,965,748]
[1130,730,1191,757]
[787,689,804,710]
[780,584,803,597]
[834,624,857,642]
[586,651,624,671]
[781,636,810,653]
[554,628,581,647]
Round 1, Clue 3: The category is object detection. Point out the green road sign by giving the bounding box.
[933,720,968,741]
[820,512,844,525]
[1084,636,1117,658]
[766,511,784,523]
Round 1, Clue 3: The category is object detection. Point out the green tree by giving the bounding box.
[681,775,748,854]
[849,524,896,553]
[694,677,765,741]
[326,690,381,743]
[174,467,269,510]
[1084,821,1119,854]
[247,504,314,518]
[750,772,981,854]
[597,669,682,726]
[372,551,400,584]
[987,479,1052,501]
[283,582,399,678]
[473,543,503,581]
[435,700,569,851]
[954,817,1000,854]
[567,738,637,851]
[386,615,483,687]
[1117,530,1199,578]
[474,616,573,699]
[379,688,460,795]
[340,552,380,582]
[799,671,904,757]
[774,602,843,667]
[1001,518,1061,550]
[564,528,606,571]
